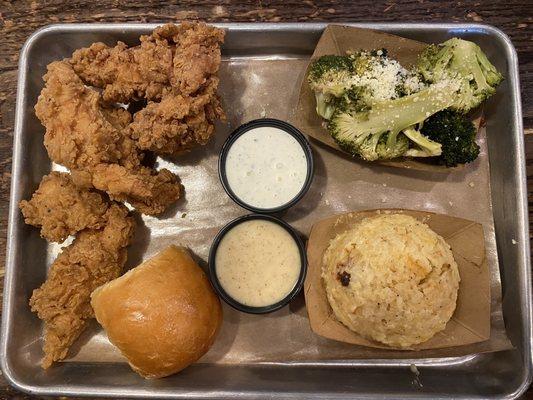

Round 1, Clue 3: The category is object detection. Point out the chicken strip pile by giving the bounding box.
[24,22,223,369]
[70,22,224,101]
[70,22,225,154]
[19,172,109,242]
[29,204,135,368]
[35,60,181,215]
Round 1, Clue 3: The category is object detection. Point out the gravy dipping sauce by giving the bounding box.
[214,219,302,308]
[224,125,309,210]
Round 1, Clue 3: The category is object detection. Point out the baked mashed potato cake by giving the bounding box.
[322,213,460,348]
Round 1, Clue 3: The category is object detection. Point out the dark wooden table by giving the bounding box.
[0,0,532,398]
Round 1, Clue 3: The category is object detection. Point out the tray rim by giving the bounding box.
[2,21,531,399]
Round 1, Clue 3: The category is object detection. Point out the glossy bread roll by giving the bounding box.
[91,245,222,379]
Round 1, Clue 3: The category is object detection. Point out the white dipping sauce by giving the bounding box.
[215,220,301,307]
[225,126,308,209]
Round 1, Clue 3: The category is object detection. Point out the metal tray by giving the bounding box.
[2,23,531,399]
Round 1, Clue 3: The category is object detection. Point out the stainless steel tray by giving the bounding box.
[2,22,531,399]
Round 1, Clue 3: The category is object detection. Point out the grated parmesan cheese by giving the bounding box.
[315,51,425,102]
[344,51,425,101]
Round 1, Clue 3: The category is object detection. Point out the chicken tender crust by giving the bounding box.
[72,164,182,216]
[70,22,225,154]
[19,172,109,242]
[35,61,140,170]
[70,22,225,101]
[29,204,135,368]
[27,22,229,370]
[169,21,226,95]
[130,77,224,153]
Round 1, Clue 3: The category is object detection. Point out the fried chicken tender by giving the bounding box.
[169,22,225,96]
[72,164,181,215]
[34,60,182,214]
[70,22,225,154]
[35,60,141,170]
[130,78,224,153]
[29,204,135,369]
[70,22,225,102]
[19,172,109,243]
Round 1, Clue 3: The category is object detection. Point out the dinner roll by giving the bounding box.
[91,245,222,378]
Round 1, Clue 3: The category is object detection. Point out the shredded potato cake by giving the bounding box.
[322,213,460,348]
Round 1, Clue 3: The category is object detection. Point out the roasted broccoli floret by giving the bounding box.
[308,55,354,85]
[308,55,355,119]
[421,109,480,167]
[332,86,370,113]
[349,49,425,100]
[358,131,410,161]
[308,50,425,120]
[417,38,503,113]
[328,84,456,161]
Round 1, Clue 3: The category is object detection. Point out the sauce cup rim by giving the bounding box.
[208,213,308,314]
[218,118,314,214]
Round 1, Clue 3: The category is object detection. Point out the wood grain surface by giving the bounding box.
[0,0,532,398]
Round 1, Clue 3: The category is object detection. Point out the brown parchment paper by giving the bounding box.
[293,25,482,172]
[306,209,490,351]
[57,54,510,366]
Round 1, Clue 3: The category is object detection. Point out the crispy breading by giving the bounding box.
[19,172,109,242]
[69,22,225,153]
[70,40,172,103]
[72,164,182,216]
[70,22,225,102]
[29,204,135,368]
[35,60,141,170]
[168,22,225,95]
[34,60,182,215]
[130,77,224,153]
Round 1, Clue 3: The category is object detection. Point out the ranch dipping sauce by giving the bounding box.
[224,125,309,210]
[214,219,302,308]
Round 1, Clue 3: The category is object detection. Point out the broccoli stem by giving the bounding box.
[402,126,442,156]
[355,84,455,150]
[314,92,335,120]
[328,83,457,161]
[368,85,454,135]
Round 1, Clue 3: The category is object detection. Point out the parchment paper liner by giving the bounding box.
[293,24,482,172]
[64,51,511,365]
[305,209,512,355]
